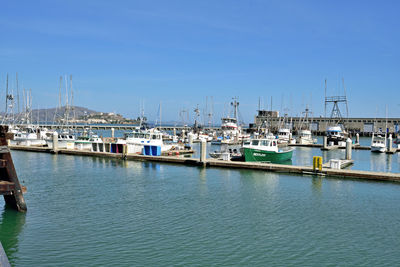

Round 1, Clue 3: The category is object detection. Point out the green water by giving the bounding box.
[1,151,400,266]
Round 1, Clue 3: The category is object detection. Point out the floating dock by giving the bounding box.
[9,144,400,183]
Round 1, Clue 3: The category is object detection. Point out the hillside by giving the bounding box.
[29,106,98,122]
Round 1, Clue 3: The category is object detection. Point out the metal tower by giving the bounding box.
[324,78,349,126]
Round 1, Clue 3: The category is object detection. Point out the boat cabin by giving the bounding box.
[243,138,279,152]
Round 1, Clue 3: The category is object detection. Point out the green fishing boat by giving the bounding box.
[241,138,294,163]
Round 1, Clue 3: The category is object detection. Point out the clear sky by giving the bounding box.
[1,0,400,124]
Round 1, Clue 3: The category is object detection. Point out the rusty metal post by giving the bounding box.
[0,126,27,212]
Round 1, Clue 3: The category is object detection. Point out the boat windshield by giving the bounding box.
[261,140,270,146]
[251,140,259,146]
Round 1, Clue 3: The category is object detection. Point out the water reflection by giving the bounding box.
[311,177,323,193]
[387,154,392,172]
[294,147,313,166]
[237,169,280,194]
[197,168,208,196]
[0,208,26,263]
[370,153,388,172]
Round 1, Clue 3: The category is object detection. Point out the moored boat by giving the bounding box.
[326,125,348,147]
[370,132,386,153]
[296,129,317,145]
[241,137,294,163]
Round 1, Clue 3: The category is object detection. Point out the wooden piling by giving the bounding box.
[0,126,27,212]
[200,140,207,166]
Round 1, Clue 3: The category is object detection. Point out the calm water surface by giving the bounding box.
[1,150,400,266]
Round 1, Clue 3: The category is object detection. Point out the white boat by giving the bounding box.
[277,128,293,144]
[187,131,213,143]
[74,132,103,151]
[213,98,249,144]
[46,130,76,149]
[296,107,316,145]
[394,133,400,147]
[117,127,172,154]
[209,144,241,160]
[326,126,348,147]
[10,126,47,146]
[296,129,317,145]
[371,133,387,153]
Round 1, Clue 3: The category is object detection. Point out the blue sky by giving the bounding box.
[1,0,400,123]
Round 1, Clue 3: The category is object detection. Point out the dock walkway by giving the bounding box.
[9,145,400,183]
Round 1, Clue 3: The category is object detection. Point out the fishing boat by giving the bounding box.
[296,129,317,145]
[370,132,387,153]
[74,131,103,150]
[240,137,294,163]
[296,107,317,144]
[45,130,77,149]
[213,97,249,145]
[326,126,348,147]
[277,128,294,144]
[117,127,172,154]
[10,126,47,146]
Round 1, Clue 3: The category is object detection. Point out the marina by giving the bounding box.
[7,134,400,183]
[2,1,400,266]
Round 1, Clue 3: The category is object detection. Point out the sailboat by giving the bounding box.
[46,75,77,149]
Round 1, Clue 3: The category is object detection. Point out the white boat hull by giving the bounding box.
[10,139,46,147]
[371,145,386,153]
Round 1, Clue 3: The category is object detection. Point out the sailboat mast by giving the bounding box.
[5,73,8,114]
[159,101,162,130]
[65,75,69,126]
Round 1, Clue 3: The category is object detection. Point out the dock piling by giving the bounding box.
[323,136,327,149]
[345,138,352,160]
[0,126,27,212]
[388,134,393,152]
[52,131,58,153]
[356,133,360,145]
[200,140,207,166]
[189,133,193,144]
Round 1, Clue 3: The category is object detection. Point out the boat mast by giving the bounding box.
[5,73,8,114]
[65,75,69,127]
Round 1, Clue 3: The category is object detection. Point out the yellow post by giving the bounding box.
[313,156,323,172]
[318,156,323,171]
[313,156,317,171]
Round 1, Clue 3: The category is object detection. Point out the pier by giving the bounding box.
[9,143,400,183]
[0,126,27,212]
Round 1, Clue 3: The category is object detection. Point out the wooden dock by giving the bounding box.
[9,144,400,183]
[0,126,27,212]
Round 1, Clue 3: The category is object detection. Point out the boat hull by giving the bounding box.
[243,147,293,163]
[371,146,386,153]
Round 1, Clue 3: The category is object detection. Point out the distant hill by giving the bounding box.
[29,106,98,122]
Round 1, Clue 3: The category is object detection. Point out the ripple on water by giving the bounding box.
[1,151,400,266]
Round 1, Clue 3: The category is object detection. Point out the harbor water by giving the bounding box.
[1,150,400,266]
